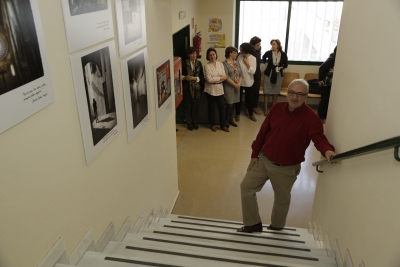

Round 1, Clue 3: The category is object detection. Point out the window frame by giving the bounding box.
[235,0,343,65]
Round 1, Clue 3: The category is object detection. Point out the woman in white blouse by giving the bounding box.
[204,48,229,132]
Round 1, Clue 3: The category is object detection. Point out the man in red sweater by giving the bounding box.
[237,79,336,232]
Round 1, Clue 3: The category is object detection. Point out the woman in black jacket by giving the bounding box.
[262,39,288,115]
[318,46,336,122]
[182,47,205,130]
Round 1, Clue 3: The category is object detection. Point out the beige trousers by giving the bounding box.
[240,153,301,228]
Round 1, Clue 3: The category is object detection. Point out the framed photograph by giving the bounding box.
[173,57,183,108]
[115,0,147,58]
[70,41,123,164]
[154,54,173,129]
[61,0,114,53]
[120,48,150,143]
[0,0,55,134]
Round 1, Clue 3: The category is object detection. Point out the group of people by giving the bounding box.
[182,37,292,132]
[182,38,338,231]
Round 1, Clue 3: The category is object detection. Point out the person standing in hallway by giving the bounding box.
[237,42,257,122]
[262,39,288,116]
[318,46,336,123]
[237,79,336,233]
[204,47,229,132]
[223,46,243,128]
[250,36,262,116]
[182,47,205,131]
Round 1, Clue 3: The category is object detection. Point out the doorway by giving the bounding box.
[172,25,190,124]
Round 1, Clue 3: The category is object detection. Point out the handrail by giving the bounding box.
[312,136,400,173]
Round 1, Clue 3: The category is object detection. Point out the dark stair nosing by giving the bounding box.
[177,216,296,231]
[163,225,306,244]
[141,237,319,262]
[153,231,311,252]
[125,246,292,267]
[105,256,182,267]
[170,220,301,237]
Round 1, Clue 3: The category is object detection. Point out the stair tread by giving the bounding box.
[139,223,318,248]
[104,240,336,267]
[160,218,314,240]
[78,251,198,267]
[122,233,331,260]
[167,214,310,234]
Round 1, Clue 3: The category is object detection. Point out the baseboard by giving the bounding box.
[170,190,180,214]
[38,237,69,267]
[95,222,114,252]
[115,217,132,242]
[69,229,95,265]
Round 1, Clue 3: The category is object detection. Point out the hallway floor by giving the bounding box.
[173,109,322,228]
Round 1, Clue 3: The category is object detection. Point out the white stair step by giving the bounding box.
[167,214,310,234]
[144,221,319,248]
[122,233,332,263]
[77,251,198,267]
[159,218,315,241]
[104,240,336,267]
[128,228,327,256]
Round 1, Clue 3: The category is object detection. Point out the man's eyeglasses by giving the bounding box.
[288,90,307,98]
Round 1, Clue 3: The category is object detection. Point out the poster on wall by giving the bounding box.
[115,0,147,58]
[0,0,55,134]
[154,55,173,129]
[207,34,226,48]
[61,0,114,53]
[70,41,123,164]
[120,48,150,143]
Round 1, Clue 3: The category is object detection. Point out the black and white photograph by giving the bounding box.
[81,46,117,146]
[68,0,108,16]
[0,0,43,96]
[61,0,114,53]
[0,0,55,134]
[154,54,174,129]
[121,48,151,143]
[115,0,147,58]
[70,41,123,164]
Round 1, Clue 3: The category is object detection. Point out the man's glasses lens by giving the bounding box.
[288,91,307,97]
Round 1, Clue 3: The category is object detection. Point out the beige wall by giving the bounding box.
[0,1,179,267]
[171,0,199,39]
[312,0,400,266]
[198,0,236,64]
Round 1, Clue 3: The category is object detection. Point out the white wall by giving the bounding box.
[312,0,400,266]
[0,1,179,267]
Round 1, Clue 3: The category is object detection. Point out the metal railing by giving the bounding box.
[312,136,400,173]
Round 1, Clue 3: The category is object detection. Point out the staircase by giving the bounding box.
[42,211,340,267]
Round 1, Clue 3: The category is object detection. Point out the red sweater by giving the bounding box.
[251,102,334,165]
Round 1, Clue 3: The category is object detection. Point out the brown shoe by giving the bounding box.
[253,108,261,115]
[249,115,257,122]
[235,115,240,122]
[221,127,230,132]
[210,126,217,132]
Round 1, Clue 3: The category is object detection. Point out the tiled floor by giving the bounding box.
[173,111,322,228]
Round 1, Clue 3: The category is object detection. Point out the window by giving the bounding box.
[236,0,343,64]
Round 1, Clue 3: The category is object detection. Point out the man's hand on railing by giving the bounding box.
[325,150,337,162]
